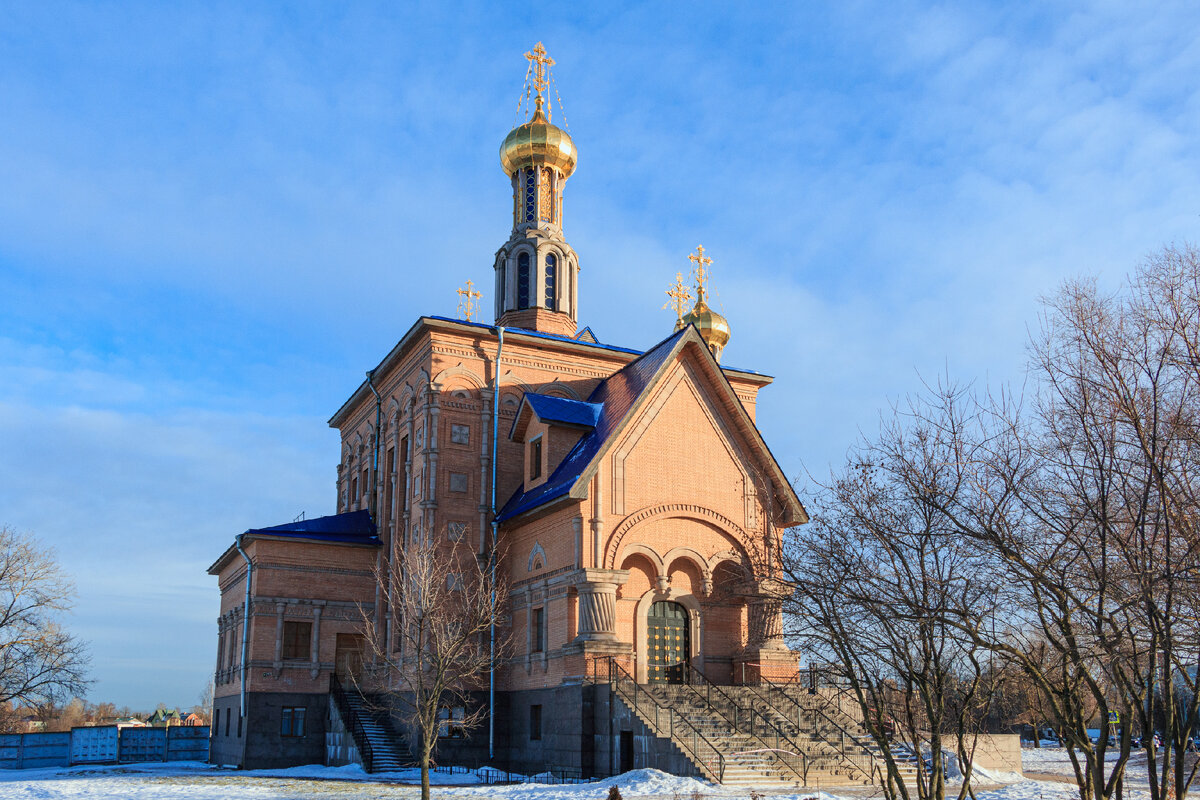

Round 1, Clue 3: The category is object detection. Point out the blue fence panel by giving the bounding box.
[0,734,21,769]
[166,726,210,762]
[118,727,167,763]
[19,732,70,769]
[70,726,119,764]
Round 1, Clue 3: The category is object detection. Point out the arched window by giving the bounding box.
[524,169,536,223]
[544,254,557,311]
[517,252,531,309]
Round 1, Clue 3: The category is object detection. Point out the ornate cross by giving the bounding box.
[525,42,555,98]
[663,272,693,323]
[688,245,714,294]
[457,280,483,322]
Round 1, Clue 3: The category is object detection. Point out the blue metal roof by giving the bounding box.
[522,393,603,429]
[496,326,689,522]
[244,509,380,546]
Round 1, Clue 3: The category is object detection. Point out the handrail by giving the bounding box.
[598,657,726,783]
[329,673,376,773]
[681,663,810,786]
[751,672,880,782]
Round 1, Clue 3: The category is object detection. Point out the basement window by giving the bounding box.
[280,707,306,737]
[439,706,465,738]
[530,704,542,740]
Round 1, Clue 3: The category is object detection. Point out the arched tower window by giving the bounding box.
[524,169,536,223]
[544,254,557,311]
[539,168,554,224]
[517,252,531,309]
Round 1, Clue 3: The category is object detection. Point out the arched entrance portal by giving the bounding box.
[647,601,690,683]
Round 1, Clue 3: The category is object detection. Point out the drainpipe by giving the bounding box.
[366,370,383,520]
[366,370,384,654]
[488,326,505,760]
[234,534,253,722]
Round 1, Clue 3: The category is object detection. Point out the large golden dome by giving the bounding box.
[681,288,731,361]
[500,102,577,178]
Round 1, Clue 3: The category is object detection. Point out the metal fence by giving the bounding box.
[0,726,210,770]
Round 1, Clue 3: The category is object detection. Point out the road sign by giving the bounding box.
[1108,711,1120,724]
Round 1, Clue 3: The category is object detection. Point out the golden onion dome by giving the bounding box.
[681,288,731,361]
[500,102,577,178]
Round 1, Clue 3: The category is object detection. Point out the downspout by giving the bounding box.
[234,534,253,723]
[488,326,505,760]
[366,370,383,520]
[366,371,384,654]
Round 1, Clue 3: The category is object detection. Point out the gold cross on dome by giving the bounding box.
[525,42,555,98]
[688,245,714,293]
[457,280,483,322]
[663,272,694,322]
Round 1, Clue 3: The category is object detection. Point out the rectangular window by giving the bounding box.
[225,710,230,737]
[529,436,543,481]
[449,472,468,493]
[213,708,220,736]
[280,706,306,737]
[398,437,409,507]
[448,521,468,542]
[351,475,359,503]
[532,607,545,653]
[450,424,470,445]
[447,573,463,592]
[530,704,542,741]
[237,713,242,738]
[282,621,312,661]
[438,706,465,738]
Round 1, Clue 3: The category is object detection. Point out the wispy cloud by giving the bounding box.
[1,0,1198,706]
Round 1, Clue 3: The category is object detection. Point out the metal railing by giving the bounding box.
[596,657,727,783]
[677,663,811,786]
[736,671,880,783]
[329,673,377,773]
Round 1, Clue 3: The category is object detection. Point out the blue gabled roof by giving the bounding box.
[244,509,379,545]
[520,393,603,430]
[495,326,690,522]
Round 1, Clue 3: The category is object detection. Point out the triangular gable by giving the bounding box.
[569,326,806,526]
[495,327,689,522]
[495,326,806,525]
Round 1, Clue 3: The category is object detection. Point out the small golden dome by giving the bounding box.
[681,288,731,361]
[500,102,577,178]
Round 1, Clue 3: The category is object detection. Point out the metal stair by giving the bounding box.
[329,674,410,772]
[593,657,923,789]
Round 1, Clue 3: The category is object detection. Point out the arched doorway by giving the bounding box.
[647,601,690,683]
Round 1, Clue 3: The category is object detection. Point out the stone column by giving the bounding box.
[746,596,785,650]
[734,577,795,683]
[570,568,628,642]
[309,606,323,679]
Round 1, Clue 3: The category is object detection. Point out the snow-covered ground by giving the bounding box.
[0,757,1141,800]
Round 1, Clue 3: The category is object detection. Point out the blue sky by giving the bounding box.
[1,2,1198,709]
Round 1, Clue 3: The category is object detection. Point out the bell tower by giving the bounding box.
[494,43,580,337]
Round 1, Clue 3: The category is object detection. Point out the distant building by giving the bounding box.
[146,708,182,727]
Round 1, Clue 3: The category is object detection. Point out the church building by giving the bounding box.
[208,44,813,780]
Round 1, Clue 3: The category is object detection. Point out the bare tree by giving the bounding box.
[358,535,510,800]
[0,526,89,708]
[785,382,1007,800]
[1024,247,1200,800]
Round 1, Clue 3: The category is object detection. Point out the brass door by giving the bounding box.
[647,601,689,684]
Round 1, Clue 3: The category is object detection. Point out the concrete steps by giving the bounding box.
[340,689,410,772]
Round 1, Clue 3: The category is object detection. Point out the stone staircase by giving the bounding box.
[602,661,922,789]
[329,675,410,773]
